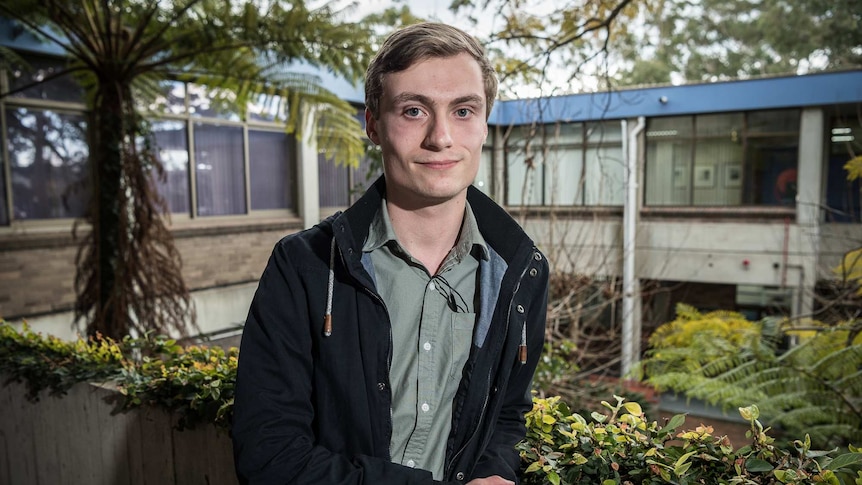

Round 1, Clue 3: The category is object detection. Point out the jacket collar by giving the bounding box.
[335,175,534,265]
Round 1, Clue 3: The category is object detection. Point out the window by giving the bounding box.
[5,107,89,220]
[645,110,800,207]
[506,121,623,206]
[318,152,380,208]
[193,123,245,216]
[7,55,85,103]
[150,120,190,214]
[319,154,351,208]
[474,146,492,197]
[825,105,862,222]
[249,130,294,210]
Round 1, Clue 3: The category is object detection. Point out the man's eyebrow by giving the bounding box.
[391,92,485,109]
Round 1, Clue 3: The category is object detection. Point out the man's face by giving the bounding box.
[365,53,488,207]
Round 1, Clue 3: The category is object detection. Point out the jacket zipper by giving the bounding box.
[445,251,532,479]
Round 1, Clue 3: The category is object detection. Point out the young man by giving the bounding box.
[232,22,549,485]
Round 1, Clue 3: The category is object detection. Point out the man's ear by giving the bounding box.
[365,108,380,145]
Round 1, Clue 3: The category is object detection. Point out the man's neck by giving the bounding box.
[385,194,467,275]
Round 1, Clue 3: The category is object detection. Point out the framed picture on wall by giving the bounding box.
[725,163,742,188]
[693,165,715,188]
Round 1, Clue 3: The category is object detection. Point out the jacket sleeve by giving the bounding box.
[232,240,453,485]
[470,255,549,483]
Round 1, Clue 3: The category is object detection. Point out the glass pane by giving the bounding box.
[825,110,862,222]
[248,94,287,122]
[6,107,89,219]
[249,130,294,210]
[692,139,744,206]
[646,116,693,138]
[506,144,543,206]
[645,139,692,205]
[474,147,492,196]
[0,156,7,225]
[747,109,800,135]
[188,84,241,121]
[544,147,583,205]
[319,154,350,207]
[744,136,798,206]
[7,55,85,103]
[139,81,186,115]
[193,123,245,216]
[351,152,381,202]
[696,113,744,138]
[586,121,623,144]
[150,120,190,214]
[585,144,624,205]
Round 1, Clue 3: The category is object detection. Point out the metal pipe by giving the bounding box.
[622,116,646,377]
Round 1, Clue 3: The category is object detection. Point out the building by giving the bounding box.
[1,34,860,370]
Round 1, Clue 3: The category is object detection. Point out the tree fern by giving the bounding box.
[639,304,862,448]
[0,0,373,339]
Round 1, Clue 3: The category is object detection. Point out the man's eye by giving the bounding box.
[405,107,422,117]
[456,108,472,117]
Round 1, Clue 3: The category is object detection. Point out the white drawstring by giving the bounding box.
[324,237,336,337]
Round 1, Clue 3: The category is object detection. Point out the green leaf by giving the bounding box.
[826,453,862,471]
[664,414,686,432]
[745,458,774,473]
[623,402,643,416]
[547,470,560,485]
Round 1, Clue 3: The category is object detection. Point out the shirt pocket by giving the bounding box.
[449,312,475,381]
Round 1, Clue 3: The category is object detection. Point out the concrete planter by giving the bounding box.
[0,379,237,485]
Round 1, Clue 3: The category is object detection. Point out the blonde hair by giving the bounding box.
[364,22,498,120]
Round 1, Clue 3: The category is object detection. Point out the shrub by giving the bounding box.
[0,322,235,430]
[637,304,862,449]
[519,395,862,484]
[3,321,861,483]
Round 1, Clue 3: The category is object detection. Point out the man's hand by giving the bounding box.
[465,476,514,485]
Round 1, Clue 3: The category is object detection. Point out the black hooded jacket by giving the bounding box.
[232,177,549,484]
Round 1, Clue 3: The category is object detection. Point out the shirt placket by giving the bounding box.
[402,275,443,469]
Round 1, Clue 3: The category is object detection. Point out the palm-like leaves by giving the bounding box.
[1,0,373,339]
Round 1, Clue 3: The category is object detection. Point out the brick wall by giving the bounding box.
[0,219,303,321]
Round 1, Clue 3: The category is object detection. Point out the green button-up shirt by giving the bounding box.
[363,199,488,479]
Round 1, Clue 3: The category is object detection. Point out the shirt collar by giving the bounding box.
[362,197,489,262]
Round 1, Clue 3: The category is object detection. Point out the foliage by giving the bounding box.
[0,0,372,340]
[534,340,579,394]
[0,321,235,430]
[612,0,862,86]
[519,395,862,484]
[449,0,638,96]
[5,321,862,482]
[637,304,862,449]
[0,322,126,400]
[116,336,238,430]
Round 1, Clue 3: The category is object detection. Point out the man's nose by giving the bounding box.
[422,115,453,150]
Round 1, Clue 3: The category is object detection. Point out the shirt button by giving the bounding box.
[406,459,416,468]
[456,472,465,480]
[529,268,538,277]
[421,402,430,413]
[517,304,525,313]
[423,342,432,351]
[533,252,542,261]
[377,382,386,391]
[428,281,436,291]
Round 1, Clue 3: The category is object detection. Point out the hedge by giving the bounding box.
[2,322,861,484]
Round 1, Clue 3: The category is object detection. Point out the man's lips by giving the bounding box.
[417,160,458,168]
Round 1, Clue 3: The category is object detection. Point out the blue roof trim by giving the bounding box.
[488,70,862,126]
[0,18,67,56]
